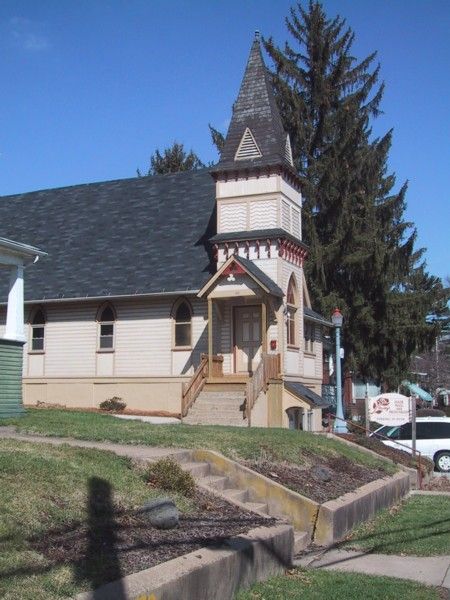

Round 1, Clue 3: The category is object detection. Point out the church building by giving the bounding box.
[0,35,331,429]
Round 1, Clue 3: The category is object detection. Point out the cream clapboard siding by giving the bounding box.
[16,297,208,380]
[44,302,98,377]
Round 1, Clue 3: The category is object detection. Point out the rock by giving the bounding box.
[141,497,179,529]
[311,466,332,482]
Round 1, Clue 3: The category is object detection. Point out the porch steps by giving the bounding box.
[180,458,309,555]
[183,389,247,427]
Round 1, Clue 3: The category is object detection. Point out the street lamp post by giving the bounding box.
[332,308,348,434]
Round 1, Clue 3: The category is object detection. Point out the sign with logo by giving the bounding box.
[368,393,411,426]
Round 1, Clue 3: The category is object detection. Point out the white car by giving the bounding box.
[373,417,450,472]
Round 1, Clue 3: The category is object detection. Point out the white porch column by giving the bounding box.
[4,264,25,342]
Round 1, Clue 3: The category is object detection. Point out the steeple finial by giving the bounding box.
[254,30,260,41]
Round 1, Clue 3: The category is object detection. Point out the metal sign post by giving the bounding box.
[365,383,370,437]
[411,395,416,458]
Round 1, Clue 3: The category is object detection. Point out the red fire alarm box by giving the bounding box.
[270,340,277,351]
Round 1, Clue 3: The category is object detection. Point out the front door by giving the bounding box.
[234,305,262,373]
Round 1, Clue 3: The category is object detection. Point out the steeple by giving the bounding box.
[216,32,294,172]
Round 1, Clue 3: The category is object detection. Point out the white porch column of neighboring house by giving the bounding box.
[4,263,25,342]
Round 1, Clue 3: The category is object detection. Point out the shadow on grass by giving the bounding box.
[0,481,277,597]
[72,477,126,598]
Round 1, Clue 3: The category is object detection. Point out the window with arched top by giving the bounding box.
[97,304,116,350]
[173,299,192,349]
[30,308,46,352]
[286,276,298,347]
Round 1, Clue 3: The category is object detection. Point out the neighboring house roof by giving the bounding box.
[285,381,330,408]
[0,169,216,302]
[304,307,332,327]
[215,34,295,174]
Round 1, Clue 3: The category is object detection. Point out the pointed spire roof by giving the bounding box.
[216,32,294,172]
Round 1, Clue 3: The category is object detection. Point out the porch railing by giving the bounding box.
[245,353,281,425]
[181,353,223,417]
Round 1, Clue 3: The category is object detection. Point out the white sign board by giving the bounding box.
[368,393,411,426]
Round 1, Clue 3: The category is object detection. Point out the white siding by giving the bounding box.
[45,303,97,377]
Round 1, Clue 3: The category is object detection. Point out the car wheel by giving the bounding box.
[435,452,450,473]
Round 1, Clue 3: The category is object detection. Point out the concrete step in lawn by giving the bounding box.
[180,457,309,555]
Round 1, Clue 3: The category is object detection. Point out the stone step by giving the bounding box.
[222,488,249,503]
[197,475,229,491]
[294,531,310,554]
[244,501,268,515]
[180,461,210,478]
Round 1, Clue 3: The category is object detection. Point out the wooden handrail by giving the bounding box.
[181,353,223,417]
[246,353,281,425]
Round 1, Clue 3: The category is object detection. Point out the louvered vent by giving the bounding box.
[235,128,262,160]
[284,134,294,166]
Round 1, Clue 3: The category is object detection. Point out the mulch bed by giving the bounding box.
[340,434,435,474]
[242,453,387,504]
[30,489,273,589]
[423,477,450,492]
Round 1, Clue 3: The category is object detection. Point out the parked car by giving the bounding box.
[372,417,450,472]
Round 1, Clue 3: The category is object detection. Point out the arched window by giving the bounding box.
[286,276,298,347]
[173,299,192,348]
[30,308,46,351]
[97,304,115,350]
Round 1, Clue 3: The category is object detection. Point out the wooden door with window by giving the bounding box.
[234,306,262,374]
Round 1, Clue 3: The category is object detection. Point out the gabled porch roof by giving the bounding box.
[197,254,283,299]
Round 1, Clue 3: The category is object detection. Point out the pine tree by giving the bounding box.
[138,142,204,176]
[264,1,444,386]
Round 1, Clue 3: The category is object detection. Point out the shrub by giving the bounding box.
[99,397,126,412]
[146,458,195,497]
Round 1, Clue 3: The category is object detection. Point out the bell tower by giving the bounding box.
[210,32,307,284]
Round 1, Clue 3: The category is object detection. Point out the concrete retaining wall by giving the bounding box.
[320,432,430,489]
[314,471,410,546]
[193,449,319,538]
[75,524,293,600]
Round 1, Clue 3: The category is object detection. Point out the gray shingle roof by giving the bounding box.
[216,36,294,173]
[304,307,332,327]
[234,256,284,298]
[0,169,216,302]
[285,381,330,408]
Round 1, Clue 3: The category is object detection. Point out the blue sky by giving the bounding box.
[0,1,448,280]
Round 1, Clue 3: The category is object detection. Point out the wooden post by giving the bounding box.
[261,299,267,353]
[208,297,213,378]
[411,395,417,458]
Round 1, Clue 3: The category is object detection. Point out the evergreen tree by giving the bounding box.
[264,1,444,385]
[138,142,204,176]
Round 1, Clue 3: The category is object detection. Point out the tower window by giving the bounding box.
[286,276,298,347]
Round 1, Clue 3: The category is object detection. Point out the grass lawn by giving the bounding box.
[2,408,393,472]
[236,568,443,599]
[0,439,192,600]
[344,495,450,556]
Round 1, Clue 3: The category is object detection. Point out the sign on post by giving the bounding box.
[368,393,411,426]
